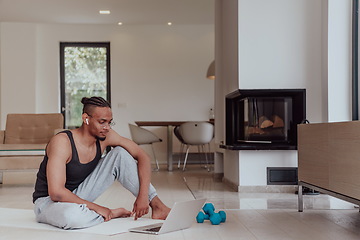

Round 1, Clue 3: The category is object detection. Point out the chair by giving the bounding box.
[177,121,214,171]
[128,124,162,171]
[173,126,186,169]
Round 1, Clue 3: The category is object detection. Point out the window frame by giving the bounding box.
[353,0,359,120]
[59,42,111,128]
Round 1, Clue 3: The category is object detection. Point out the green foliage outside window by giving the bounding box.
[64,46,107,128]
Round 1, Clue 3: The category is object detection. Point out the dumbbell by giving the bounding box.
[196,211,210,223]
[218,211,226,222]
[197,211,226,224]
[203,203,226,224]
[196,203,226,225]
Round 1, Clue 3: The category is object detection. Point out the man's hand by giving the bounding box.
[111,208,132,218]
[132,195,150,220]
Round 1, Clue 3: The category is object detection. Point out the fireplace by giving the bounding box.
[223,89,306,150]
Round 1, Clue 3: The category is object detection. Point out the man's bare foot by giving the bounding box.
[149,196,171,220]
[111,208,132,218]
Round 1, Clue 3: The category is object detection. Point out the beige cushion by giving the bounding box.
[0,144,46,151]
[4,113,64,144]
[0,156,43,170]
[54,128,67,135]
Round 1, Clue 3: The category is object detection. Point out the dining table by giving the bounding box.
[135,121,186,171]
[135,120,214,171]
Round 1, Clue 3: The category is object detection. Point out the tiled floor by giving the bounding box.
[1,165,360,239]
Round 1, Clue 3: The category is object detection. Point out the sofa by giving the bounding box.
[0,113,64,184]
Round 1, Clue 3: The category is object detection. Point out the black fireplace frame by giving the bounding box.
[222,89,306,150]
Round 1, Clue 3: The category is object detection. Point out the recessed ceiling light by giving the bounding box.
[118,22,123,26]
[167,22,172,26]
[99,10,111,14]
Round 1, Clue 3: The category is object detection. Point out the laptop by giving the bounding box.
[129,198,206,235]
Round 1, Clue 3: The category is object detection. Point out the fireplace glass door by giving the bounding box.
[225,89,305,150]
[240,97,292,143]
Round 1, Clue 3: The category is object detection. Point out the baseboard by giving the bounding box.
[238,185,297,193]
[222,177,297,193]
[213,173,224,182]
[222,177,239,192]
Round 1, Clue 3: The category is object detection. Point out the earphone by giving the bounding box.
[85,119,89,125]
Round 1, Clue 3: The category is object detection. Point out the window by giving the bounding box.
[60,42,111,128]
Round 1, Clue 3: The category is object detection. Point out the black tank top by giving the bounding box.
[32,130,102,203]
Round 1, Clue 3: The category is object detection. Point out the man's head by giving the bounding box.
[81,96,111,115]
[81,96,113,140]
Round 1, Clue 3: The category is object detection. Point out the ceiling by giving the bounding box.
[0,0,214,25]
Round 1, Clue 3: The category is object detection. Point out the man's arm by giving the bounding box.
[103,129,152,220]
[46,133,121,221]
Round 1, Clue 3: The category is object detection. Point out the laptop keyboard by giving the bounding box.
[145,226,161,232]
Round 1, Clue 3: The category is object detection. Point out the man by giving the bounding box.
[32,96,170,229]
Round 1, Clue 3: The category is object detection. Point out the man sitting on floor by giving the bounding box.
[32,96,170,229]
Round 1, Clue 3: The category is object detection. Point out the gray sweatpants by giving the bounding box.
[33,146,157,230]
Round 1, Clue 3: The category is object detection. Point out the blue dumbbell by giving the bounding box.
[196,211,209,223]
[197,203,226,225]
[218,210,226,223]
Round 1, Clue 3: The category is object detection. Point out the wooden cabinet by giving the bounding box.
[298,121,360,210]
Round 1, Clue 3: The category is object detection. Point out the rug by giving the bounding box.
[0,207,163,236]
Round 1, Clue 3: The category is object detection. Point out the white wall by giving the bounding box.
[238,0,352,123]
[216,0,352,188]
[0,22,214,164]
[239,0,324,123]
[239,151,297,186]
[237,0,324,187]
[0,23,38,116]
[215,0,240,182]
[327,0,352,122]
